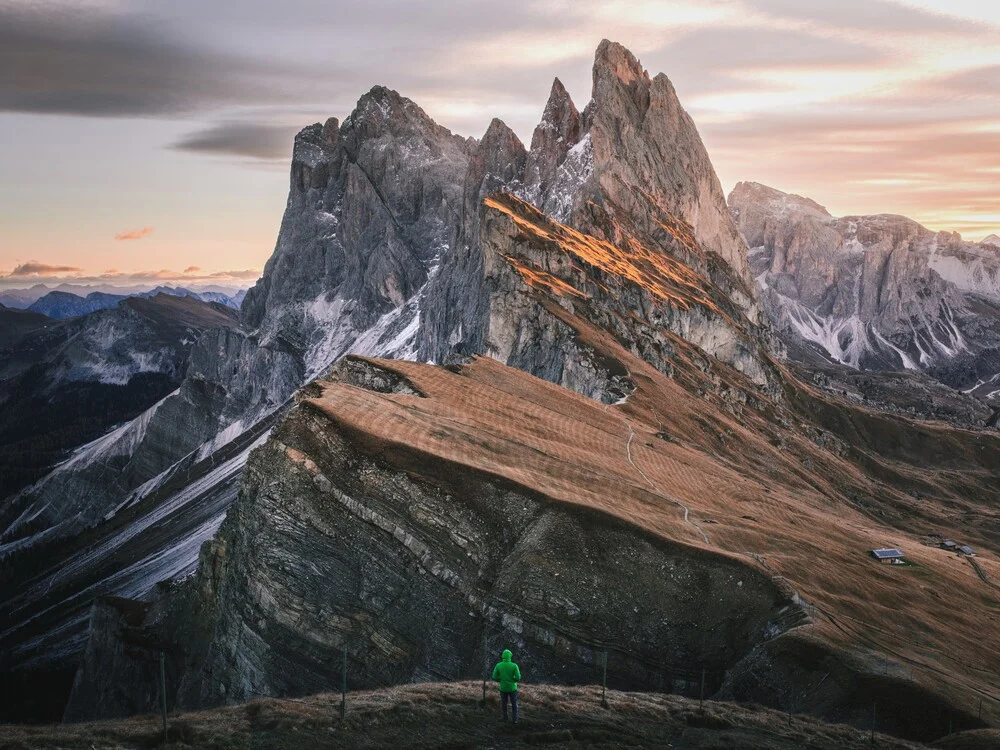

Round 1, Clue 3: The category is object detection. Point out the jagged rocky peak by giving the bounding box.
[419,38,769,364]
[524,78,582,197]
[579,40,757,298]
[245,82,471,342]
[320,116,340,148]
[413,118,528,365]
[341,85,465,149]
[591,38,650,109]
[983,233,1000,248]
[468,118,527,203]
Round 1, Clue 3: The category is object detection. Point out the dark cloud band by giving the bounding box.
[171,123,300,160]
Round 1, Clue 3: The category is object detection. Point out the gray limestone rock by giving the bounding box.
[730,181,1000,413]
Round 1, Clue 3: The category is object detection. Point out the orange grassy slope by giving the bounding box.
[308,343,1000,718]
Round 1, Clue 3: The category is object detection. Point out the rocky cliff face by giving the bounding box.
[477,193,775,396]
[67,138,1000,743]
[729,181,1000,414]
[5,40,761,554]
[2,91,472,553]
[582,42,756,300]
[420,41,762,364]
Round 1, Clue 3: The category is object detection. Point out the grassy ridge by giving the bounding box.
[2,681,979,749]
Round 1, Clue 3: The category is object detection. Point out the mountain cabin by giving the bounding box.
[871,548,906,564]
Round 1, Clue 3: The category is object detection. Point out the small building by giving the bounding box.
[959,545,976,556]
[941,540,957,550]
[871,548,906,564]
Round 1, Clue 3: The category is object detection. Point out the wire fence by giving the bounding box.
[136,620,998,748]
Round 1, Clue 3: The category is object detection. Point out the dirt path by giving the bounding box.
[967,556,1000,592]
[617,407,710,545]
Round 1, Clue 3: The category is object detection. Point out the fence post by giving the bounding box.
[601,651,608,708]
[159,650,168,744]
[978,699,983,722]
[699,667,705,711]
[870,701,876,746]
[340,648,347,721]
[482,632,488,707]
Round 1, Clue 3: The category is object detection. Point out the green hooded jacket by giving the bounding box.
[491,649,521,693]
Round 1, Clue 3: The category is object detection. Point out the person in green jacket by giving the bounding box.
[491,649,521,723]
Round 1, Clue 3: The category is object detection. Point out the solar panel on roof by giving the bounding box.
[872,548,904,558]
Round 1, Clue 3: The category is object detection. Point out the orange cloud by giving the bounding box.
[114,226,154,241]
[209,269,259,280]
[85,267,260,283]
[4,261,83,277]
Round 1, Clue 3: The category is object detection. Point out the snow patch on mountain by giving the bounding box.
[928,242,1000,302]
[544,133,593,223]
[2,431,270,666]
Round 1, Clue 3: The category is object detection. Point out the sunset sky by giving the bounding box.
[1,0,998,290]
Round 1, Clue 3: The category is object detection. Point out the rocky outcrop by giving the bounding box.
[420,40,765,364]
[477,193,776,395]
[580,42,757,304]
[730,181,1000,412]
[524,78,582,202]
[3,90,472,550]
[417,118,528,362]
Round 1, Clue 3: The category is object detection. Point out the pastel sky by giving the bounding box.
[1,0,998,290]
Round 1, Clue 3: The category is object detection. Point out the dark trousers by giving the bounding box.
[501,690,518,722]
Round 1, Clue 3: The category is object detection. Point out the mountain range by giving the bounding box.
[730,181,1000,426]
[1,41,998,745]
[4,286,248,319]
[0,294,238,501]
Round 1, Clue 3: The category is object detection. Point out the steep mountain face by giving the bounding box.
[242,86,471,379]
[582,42,756,299]
[729,182,1000,411]
[4,41,1000,744]
[0,295,238,504]
[420,41,762,367]
[68,206,1000,739]
[178,356,802,711]
[2,41,761,562]
[1,40,770,724]
[1,92,472,562]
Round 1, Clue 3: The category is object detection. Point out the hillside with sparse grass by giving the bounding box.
[3,681,986,750]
